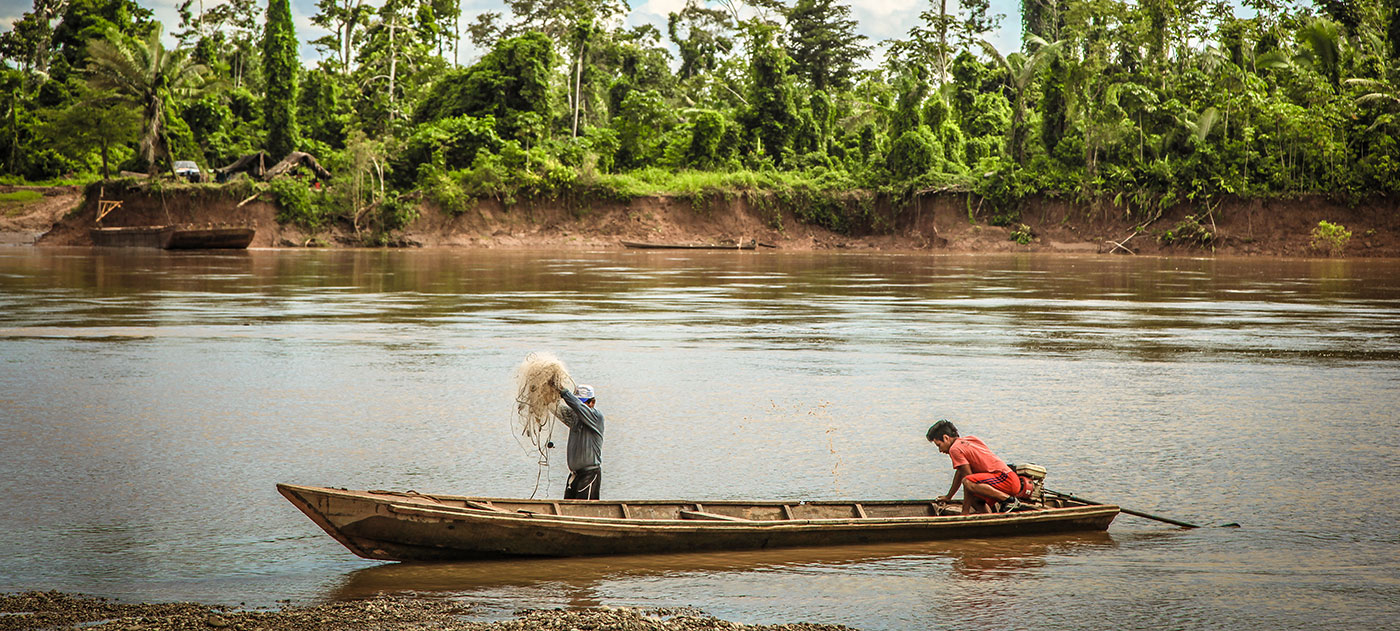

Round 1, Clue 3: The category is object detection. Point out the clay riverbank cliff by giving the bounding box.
[3,183,1397,257]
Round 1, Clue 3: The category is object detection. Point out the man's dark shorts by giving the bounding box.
[565,466,601,500]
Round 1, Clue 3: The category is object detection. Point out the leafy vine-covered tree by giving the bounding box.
[263,0,299,157]
[978,37,1064,164]
[742,26,800,165]
[413,32,556,144]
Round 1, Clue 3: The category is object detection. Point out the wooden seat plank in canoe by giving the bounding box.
[679,510,751,522]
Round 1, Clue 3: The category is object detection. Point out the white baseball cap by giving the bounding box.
[574,385,595,401]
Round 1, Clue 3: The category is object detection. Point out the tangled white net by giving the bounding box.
[512,352,575,457]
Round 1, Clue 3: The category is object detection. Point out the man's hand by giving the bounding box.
[935,495,949,504]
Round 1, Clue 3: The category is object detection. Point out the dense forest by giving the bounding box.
[2,0,1397,240]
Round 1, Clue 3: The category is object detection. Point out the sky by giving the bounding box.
[0,0,1026,68]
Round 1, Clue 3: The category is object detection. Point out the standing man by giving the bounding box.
[557,384,604,500]
[926,419,1024,513]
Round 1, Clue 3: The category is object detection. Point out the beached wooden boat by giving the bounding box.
[164,226,255,249]
[277,483,1118,562]
[90,225,255,249]
[89,225,175,248]
[621,239,758,250]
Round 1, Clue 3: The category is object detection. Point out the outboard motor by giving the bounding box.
[1012,463,1048,502]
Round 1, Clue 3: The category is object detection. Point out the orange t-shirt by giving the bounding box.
[947,436,1010,474]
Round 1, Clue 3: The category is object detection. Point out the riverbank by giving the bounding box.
[5,182,1398,256]
[0,592,853,631]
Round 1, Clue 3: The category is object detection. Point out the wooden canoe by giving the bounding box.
[620,239,758,250]
[89,225,174,248]
[164,226,255,249]
[277,483,1119,562]
[90,224,254,249]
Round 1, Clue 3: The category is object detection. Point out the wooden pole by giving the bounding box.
[1045,488,1203,528]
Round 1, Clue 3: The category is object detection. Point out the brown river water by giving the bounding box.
[1,248,1397,630]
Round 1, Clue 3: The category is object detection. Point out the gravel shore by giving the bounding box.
[0,592,856,631]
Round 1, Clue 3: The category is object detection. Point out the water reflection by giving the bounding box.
[6,250,1400,364]
[330,533,1115,602]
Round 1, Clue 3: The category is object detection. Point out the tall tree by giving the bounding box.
[743,25,800,164]
[263,0,300,157]
[1023,0,1066,41]
[954,0,1001,51]
[667,0,735,81]
[43,91,140,178]
[50,0,154,69]
[352,0,444,128]
[310,0,372,75]
[84,23,209,174]
[0,0,68,76]
[484,0,627,137]
[194,0,260,89]
[781,0,870,91]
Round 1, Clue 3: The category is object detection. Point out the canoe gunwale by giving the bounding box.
[386,501,1118,532]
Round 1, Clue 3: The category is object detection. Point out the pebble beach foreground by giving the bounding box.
[0,592,855,631]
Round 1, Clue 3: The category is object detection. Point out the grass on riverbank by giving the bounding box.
[0,175,98,188]
[1,190,44,215]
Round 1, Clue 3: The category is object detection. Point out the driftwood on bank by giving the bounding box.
[216,152,271,181]
[264,152,332,181]
[216,151,332,183]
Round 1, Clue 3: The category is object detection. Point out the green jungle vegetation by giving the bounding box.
[2,0,1398,241]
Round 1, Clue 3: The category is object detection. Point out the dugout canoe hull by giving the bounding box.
[277,484,1119,562]
[620,240,758,250]
[90,225,254,249]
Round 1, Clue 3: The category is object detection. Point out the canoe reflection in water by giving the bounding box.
[328,532,1116,604]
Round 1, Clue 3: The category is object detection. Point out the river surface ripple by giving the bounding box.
[1,248,1397,630]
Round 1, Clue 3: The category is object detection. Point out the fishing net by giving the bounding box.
[512,352,575,456]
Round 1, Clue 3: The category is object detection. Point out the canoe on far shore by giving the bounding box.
[277,483,1119,562]
[621,239,759,250]
[90,225,255,249]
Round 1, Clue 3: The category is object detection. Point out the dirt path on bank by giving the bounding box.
[0,591,853,631]
[0,185,82,245]
[5,183,1398,257]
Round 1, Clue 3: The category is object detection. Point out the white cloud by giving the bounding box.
[849,0,921,20]
[634,0,688,19]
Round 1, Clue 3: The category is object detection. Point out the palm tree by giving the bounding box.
[1347,78,1400,112]
[85,23,209,175]
[1296,17,1342,89]
[977,35,1065,164]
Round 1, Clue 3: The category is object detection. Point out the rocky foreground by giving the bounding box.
[0,592,855,631]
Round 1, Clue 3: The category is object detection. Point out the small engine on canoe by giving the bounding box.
[1012,463,1048,501]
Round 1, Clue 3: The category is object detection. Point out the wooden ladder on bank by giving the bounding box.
[95,185,123,225]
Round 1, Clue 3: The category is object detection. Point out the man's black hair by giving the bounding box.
[926,420,959,442]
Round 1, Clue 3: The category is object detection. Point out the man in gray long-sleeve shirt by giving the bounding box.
[557,384,604,500]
